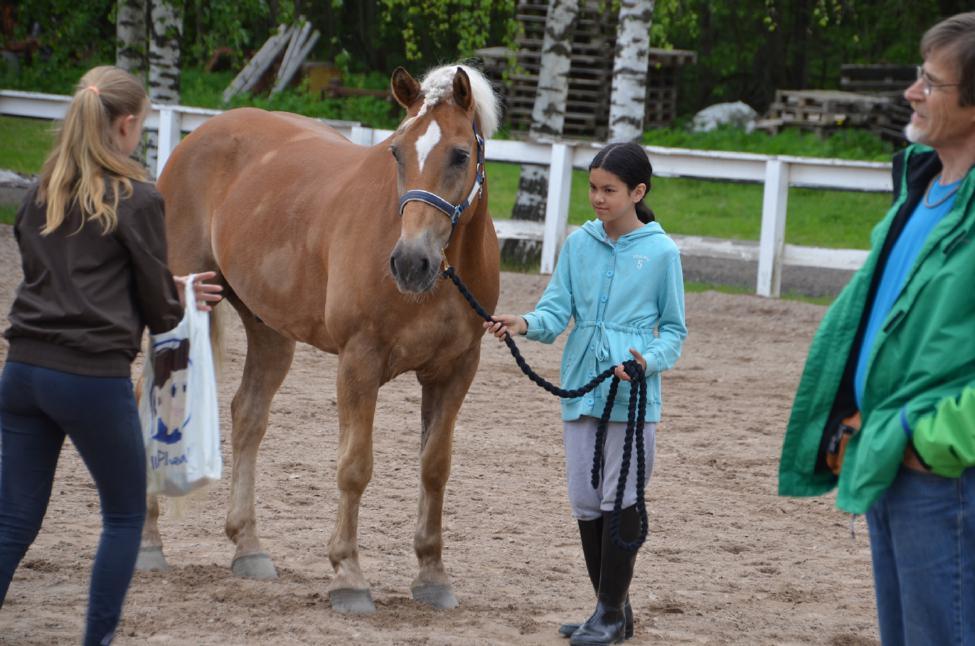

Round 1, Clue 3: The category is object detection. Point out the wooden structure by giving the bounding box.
[757,89,893,138]
[222,19,320,103]
[840,64,913,141]
[757,65,913,141]
[494,0,695,140]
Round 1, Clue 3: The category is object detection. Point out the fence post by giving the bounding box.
[155,107,182,179]
[349,125,373,146]
[756,158,790,298]
[541,142,574,274]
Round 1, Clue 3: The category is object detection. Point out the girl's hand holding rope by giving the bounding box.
[484,315,527,339]
[615,348,647,381]
[485,317,646,382]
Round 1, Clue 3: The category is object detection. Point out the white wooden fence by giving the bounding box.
[1,89,892,297]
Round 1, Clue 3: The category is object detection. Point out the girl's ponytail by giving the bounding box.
[37,66,149,235]
[635,201,655,224]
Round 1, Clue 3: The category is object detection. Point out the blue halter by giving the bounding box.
[397,119,485,243]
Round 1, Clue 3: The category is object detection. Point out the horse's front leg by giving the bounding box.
[327,346,382,614]
[412,348,480,609]
[135,494,168,571]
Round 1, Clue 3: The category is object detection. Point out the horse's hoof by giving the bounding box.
[329,588,376,614]
[135,546,169,572]
[231,552,278,579]
[411,583,458,609]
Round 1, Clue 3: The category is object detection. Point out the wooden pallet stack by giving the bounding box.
[840,64,914,141]
[644,49,697,128]
[757,65,914,141]
[757,89,892,137]
[499,0,695,140]
[504,0,614,139]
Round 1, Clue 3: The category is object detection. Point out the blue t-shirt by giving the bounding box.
[854,176,962,407]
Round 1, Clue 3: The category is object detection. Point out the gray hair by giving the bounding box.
[921,11,975,106]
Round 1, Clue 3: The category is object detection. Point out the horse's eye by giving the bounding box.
[450,149,469,166]
[389,145,401,162]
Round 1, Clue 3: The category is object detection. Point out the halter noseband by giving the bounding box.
[397,119,485,243]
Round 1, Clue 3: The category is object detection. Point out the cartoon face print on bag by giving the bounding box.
[150,338,191,445]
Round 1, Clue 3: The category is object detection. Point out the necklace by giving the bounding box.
[924,175,962,208]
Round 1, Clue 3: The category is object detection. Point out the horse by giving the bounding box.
[137,64,501,613]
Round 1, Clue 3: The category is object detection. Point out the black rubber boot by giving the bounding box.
[558,517,602,638]
[569,506,640,646]
[559,599,633,640]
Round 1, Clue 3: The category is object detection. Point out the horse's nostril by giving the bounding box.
[420,258,429,273]
[389,255,398,277]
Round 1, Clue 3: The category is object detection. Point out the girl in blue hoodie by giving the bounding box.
[486,141,686,646]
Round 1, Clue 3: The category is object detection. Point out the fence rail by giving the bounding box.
[1,89,892,297]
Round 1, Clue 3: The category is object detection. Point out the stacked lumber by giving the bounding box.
[502,0,695,139]
[505,0,614,139]
[757,65,914,141]
[756,89,891,137]
[222,19,320,103]
[840,64,914,141]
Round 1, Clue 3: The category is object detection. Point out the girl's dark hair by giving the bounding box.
[588,142,655,223]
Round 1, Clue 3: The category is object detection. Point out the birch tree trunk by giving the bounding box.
[116,0,147,76]
[608,0,654,143]
[506,0,578,266]
[146,0,182,178]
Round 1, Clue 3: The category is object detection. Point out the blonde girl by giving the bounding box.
[0,66,220,646]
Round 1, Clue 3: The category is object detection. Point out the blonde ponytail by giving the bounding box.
[37,66,149,235]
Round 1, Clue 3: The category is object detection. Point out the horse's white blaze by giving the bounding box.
[261,150,278,164]
[415,119,441,173]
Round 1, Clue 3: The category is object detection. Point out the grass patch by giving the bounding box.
[643,125,894,162]
[0,204,18,225]
[0,115,55,175]
[486,162,886,250]
[683,280,834,306]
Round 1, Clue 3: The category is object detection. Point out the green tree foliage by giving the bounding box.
[651,0,974,113]
[2,0,972,116]
[1,0,116,66]
[377,0,518,64]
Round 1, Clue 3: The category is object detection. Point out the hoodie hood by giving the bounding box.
[581,220,665,247]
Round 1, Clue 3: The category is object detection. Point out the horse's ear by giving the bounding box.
[391,67,421,109]
[452,67,474,112]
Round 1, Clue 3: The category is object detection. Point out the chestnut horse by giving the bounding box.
[138,64,500,613]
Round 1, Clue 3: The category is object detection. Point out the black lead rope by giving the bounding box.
[443,265,648,551]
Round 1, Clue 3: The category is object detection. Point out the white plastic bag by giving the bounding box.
[139,274,221,496]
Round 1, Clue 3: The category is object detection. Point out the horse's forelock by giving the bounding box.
[418,64,500,139]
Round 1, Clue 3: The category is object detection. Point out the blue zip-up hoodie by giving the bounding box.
[522,220,687,422]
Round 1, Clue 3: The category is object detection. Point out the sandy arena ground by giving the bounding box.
[0,224,879,645]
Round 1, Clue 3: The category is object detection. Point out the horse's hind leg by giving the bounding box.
[225,297,295,579]
[411,351,480,609]
[135,365,167,571]
[136,494,168,571]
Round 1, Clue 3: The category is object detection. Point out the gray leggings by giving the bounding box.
[563,416,657,520]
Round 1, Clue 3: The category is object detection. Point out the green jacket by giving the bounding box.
[779,145,975,514]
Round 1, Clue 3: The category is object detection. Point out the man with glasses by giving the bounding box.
[779,11,975,645]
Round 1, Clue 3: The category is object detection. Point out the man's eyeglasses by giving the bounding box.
[916,66,960,97]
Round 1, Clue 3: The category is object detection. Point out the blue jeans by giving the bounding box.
[0,362,147,646]
[866,466,975,646]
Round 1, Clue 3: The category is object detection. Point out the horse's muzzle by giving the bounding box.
[389,239,440,294]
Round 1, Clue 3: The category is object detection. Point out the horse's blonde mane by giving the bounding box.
[418,64,500,138]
